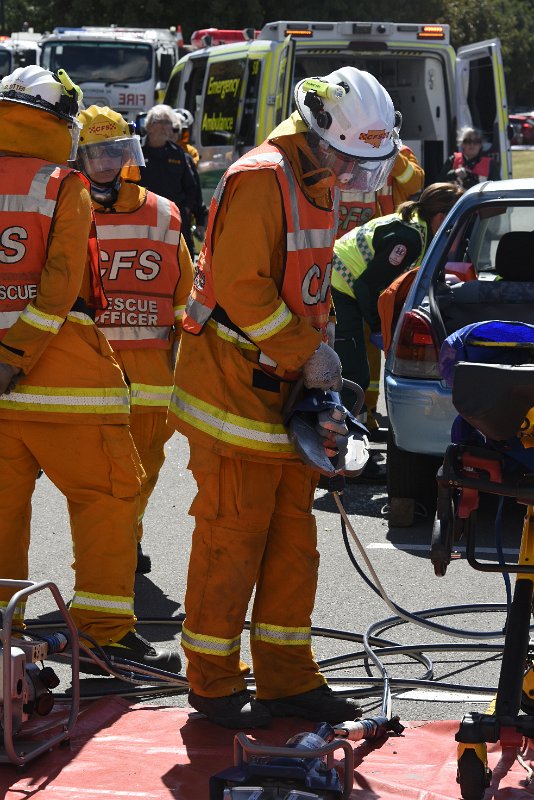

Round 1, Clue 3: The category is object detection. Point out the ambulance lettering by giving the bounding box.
[301,262,332,305]
[100,249,162,280]
[0,226,27,264]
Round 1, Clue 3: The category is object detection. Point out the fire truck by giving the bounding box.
[163,20,511,200]
[40,26,180,118]
[0,31,41,78]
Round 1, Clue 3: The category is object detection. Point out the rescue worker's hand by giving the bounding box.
[326,320,336,349]
[369,331,384,350]
[316,404,349,457]
[0,363,21,395]
[455,167,468,181]
[302,342,342,391]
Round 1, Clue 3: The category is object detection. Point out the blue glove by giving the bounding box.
[369,331,384,350]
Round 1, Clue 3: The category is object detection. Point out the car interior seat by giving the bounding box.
[437,231,534,334]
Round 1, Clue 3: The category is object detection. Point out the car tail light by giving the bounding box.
[391,309,441,378]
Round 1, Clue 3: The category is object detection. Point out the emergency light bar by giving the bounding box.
[417,25,446,39]
[259,21,450,45]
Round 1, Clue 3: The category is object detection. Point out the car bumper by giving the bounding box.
[384,373,456,456]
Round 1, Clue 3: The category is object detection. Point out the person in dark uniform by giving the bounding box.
[140,104,197,256]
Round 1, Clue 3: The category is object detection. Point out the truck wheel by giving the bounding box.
[386,429,442,524]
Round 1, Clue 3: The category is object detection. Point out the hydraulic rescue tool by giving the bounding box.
[0,579,80,766]
[210,717,404,799]
[284,379,369,479]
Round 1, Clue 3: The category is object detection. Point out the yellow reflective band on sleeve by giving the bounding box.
[67,311,95,326]
[396,161,415,185]
[240,302,292,342]
[174,304,186,320]
[0,599,26,624]
[250,622,311,646]
[20,303,64,333]
[331,254,357,299]
[169,386,293,453]
[181,624,241,656]
[70,591,134,616]
[0,385,130,414]
[130,382,173,407]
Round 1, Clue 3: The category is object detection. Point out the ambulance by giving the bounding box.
[163,20,512,200]
[40,26,180,118]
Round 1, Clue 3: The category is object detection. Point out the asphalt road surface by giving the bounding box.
[18,423,528,730]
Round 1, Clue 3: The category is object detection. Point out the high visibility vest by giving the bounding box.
[337,190,378,237]
[331,211,427,299]
[453,152,492,181]
[0,157,103,339]
[183,140,337,347]
[95,193,182,350]
[0,156,130,421]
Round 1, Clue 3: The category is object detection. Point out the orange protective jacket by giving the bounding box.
[169,130,337,461]
[0,155,130,424]
[336,145,424,237]
[94,182,194,414]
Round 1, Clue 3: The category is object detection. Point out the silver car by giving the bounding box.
[384,179,534,522]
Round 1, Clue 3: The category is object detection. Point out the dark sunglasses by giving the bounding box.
[463,138,481,144]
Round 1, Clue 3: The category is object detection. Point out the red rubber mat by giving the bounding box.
[2,698,534,798]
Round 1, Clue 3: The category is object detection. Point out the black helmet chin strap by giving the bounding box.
[89,174,121,207]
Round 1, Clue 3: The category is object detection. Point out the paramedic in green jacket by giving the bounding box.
[332,182,463,412]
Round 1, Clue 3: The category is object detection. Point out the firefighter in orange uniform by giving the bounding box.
[168,67,401,728]
[0,67,180,673]
[336,144,424,450]
[75,105,194,574]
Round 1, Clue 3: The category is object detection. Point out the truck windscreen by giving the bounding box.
[0,49,12,78]
[41,41,152,83]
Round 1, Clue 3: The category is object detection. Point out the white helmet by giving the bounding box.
[0,65,82,123]
[294,66,401,192]
[175,107,194,130]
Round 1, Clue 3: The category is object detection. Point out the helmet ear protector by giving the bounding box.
[302,78,350,131]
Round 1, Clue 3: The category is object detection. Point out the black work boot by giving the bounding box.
[188,689,272,729]
[82,631,182,676]
[136,542,152,574]
[258,684,362,723]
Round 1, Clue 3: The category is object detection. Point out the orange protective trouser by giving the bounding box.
[0,419,142,645]
[129,412,173,544]
[182,442,325,700]
[364,322,381,428]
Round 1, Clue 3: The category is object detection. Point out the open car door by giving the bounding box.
[456,39,512,179]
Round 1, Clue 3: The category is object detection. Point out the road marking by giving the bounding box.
[367,543,519,555]
[395,690,495,702]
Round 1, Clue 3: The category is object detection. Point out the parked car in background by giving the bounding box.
[509,113,534,145]
[384,179,534,524]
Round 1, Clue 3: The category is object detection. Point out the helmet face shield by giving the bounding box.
[310,136,398,192]
[68,118,82,161]
[77,135,145,181]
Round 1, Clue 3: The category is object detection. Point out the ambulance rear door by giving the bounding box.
[456,39,512,179]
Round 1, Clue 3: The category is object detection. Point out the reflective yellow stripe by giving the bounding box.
[130,382,173,407]
[396,161,415,185]
[207,318,257,350]
[0,385,130,414]
[174,304,186,319]
[169,386,293,453]
[250,622,311,646]
[20,303,63,333]
[70,591,134,616]
[240,301,292,342]
[67,311,94,326]
[181,624,240,656]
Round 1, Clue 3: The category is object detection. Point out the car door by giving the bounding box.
[456,39,512,179]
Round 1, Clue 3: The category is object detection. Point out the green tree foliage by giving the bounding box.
[5,0,534,107]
